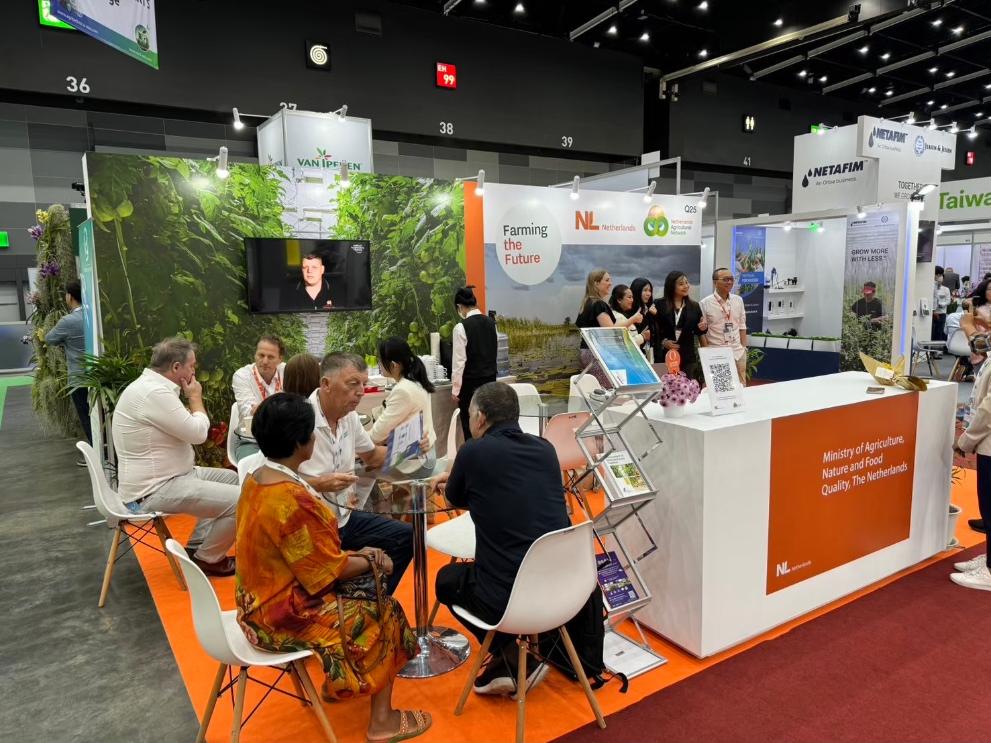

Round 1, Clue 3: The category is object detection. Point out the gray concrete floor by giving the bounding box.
[0,386,198,743]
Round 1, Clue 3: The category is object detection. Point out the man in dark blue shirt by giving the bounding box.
[433,382,570,696]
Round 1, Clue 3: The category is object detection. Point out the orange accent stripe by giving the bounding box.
[463,181,486,312]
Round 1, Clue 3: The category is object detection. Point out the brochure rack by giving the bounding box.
[571,328,670,678]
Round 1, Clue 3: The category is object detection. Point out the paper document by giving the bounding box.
[383,413,424,474]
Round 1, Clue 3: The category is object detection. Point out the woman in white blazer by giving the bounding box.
[370,338,437,465]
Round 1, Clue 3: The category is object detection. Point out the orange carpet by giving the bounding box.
[127,472,984,743]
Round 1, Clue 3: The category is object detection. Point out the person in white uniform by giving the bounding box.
[230,335,286,462]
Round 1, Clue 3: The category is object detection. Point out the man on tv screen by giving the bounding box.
[286,252,335,311]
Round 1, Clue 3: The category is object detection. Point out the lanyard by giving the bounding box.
[263,460,322,499]
[714,295,732,322]
[252,365,282,400]
[673,304,684,327]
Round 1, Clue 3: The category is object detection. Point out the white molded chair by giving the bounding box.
[444,407,461,471]
[165,540,337,743]
[453,521,606,743]
[947,330,972,382]
[237,451,268,487]
[569,373,600,399]
[425,512,476,626]
[542,412,596,519]
[227,402,241,467]
[509,383,541,436]
[77,441,186,607]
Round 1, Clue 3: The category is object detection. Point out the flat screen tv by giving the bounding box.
[245,238,372,314]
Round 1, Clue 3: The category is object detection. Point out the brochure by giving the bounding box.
[598,450,652,501]
[580,327,660,389]
[596,551,641,611]
[383,412,423,473]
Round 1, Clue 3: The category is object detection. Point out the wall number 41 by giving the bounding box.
[66,76,90,94]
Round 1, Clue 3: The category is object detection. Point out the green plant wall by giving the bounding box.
[29,204,81,437]
[86,154,307,465]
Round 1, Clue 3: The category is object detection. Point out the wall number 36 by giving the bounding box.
[66,76,91,94]
[439,121,454,135]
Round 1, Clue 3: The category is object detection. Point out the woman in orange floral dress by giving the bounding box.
[235,393,431,743]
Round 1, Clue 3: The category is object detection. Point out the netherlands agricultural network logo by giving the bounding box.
[914,135,926,157]
[643,205,670,237]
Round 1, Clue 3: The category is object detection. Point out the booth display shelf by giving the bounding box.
[763,311,804,320]
[767,287,805,294]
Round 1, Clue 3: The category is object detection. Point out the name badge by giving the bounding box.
[724,322,735,334]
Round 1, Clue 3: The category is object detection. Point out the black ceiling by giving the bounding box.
[396,0,991,132]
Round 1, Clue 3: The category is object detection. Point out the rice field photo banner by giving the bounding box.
[730,226,766,333]
[473,182,702,392]
[840,210,900,371]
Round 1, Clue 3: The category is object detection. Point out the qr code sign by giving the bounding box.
[711,362,735,393]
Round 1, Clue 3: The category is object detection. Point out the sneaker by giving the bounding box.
[473,655,515,696]
[950,565,991,591]
[969,519,986,534]
[510,658,549,700]
[953,555,987,572]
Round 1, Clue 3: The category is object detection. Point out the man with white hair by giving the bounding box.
[113,337,239,576]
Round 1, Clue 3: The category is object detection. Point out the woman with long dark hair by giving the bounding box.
[629,277,657,359]
[370,337,437,461]
[451,286,497,439]
[575,269,642,388]
[609,284,646,348]
[655,271,707,380]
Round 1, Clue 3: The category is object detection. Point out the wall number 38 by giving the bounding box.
[65,76,91,94]
[439,121,454,135]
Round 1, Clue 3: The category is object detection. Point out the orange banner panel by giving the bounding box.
[463,181,486,312]
[766,394,919,594]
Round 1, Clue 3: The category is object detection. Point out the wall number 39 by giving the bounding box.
[439,121,454,135]
[65,76,91,94]
[561,135,574,148]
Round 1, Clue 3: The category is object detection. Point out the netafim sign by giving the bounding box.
[858,116,956,169]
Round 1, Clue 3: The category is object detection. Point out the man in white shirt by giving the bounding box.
[299,352,415,594]
[112,337,239,576]
[700,267,749,383]
[230,335,286,461]
[933,267,952,341]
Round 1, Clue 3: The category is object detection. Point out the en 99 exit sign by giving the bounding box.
[436,62,457,89]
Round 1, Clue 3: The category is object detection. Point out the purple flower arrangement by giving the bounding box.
[28,224,44,241]
[659,372,701,408]
[38,260,61,279]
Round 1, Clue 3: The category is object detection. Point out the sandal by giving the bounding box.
[367,709,432,743]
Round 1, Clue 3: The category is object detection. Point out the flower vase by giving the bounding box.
[664,404,688,418]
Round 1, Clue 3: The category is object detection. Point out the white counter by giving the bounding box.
[615,372,956,658]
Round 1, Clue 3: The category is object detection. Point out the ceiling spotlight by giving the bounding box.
[774,18,783,27]
[929,119,938,130]
[950,121,959,134]
[929,66,939,74]
[783,221,793,232]
[880,52,891,61]
[698,48,708,58]
[815,223,826,234]
[857,206,867,219]
[968,126,978,140]
[339,161,350,188]
[946,70,956,78]
[475,169,485,196]
[952,25,963,35]
[986,83,991,90]
[474,0,485,4]
[643,181,657,204]
[885,89,894,97]
[819,75,828,83]
[570,175,580,200]
[798,69,808,78]
[868,86,877,94]
[333,104,348,122]
[513,2,525,14]
[907,112,915,125]
[697,1,708,10]
[931,18,943,27]
[211,145,229,179]
[232,107,244,130]
[640,31,650,42]
[698,186,710,209]
[911,184,937,201]
[940,104,948,110]
[927,99,935,106]
[976,112,985,119]
[607,24,618,35]
[593,41,600,48]
[858,45,869,54]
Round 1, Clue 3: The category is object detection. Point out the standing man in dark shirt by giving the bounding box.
[851,281,884,325]
[433,382,570,696]
[290,253,334,310]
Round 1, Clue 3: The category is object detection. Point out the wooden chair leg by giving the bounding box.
[98,525,123,608]
[428,556,459,627]
[153,516,187,591]
[293,659,338,743]
[288,663,307,707]
[195,662,227,743]
[455,630,494,715]
[515,636,527,743]
[947,358,961,382]
[559,626,606,730]
[230,667,248,743]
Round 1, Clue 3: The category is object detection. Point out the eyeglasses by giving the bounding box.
[716,277,735,283]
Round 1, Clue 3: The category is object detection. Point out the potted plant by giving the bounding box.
[659,370,701,418]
